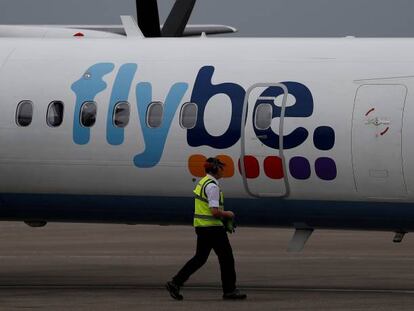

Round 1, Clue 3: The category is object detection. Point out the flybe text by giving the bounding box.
[71,63,326,169]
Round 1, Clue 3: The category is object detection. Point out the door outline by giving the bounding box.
[351,83,408,198]
[240,83,290,198]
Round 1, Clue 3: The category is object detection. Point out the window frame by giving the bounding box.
[113,101,131,128]
[179,102,198,130]
[16,100,34,127]
[80,101,98,128]
[146,101,164,128]
[46,100,65,128]
[254,103,273,130]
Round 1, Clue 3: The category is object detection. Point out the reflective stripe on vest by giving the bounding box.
[193,176,224,227]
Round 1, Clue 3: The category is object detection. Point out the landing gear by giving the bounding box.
[393,231,406,243]
[288,228,314,252]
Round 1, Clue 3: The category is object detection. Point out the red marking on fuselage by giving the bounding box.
[380,127,390,136]
[238,156,260,179]
[264,156,284,179]
[365,108,375,116]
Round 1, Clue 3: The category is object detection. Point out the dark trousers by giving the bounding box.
[172,226,236,294]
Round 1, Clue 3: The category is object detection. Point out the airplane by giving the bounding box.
[0,0,412,251]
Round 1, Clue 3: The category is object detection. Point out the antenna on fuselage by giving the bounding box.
[135,0,196,37]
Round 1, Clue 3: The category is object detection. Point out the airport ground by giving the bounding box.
[0,223,414,310]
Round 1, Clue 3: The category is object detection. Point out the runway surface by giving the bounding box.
[1,223,414,310]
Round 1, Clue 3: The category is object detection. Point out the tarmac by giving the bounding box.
[1,222,414,310]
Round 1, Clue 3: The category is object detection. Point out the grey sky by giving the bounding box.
[1,0,414,37]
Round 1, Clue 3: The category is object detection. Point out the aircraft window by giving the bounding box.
[113,101,130,128]
[47,101,64,127]
[16,100,33,127]
[255,103,273,130]
[147,102,163,128]
[80,101,97,128]
[180,102,198,129]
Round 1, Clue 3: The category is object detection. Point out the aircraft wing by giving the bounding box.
[181,24,237,36]
[0,25,124,38]
[69,24,237,36]
[0,24,236,38]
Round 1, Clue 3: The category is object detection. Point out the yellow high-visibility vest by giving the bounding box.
[193,175,224,227]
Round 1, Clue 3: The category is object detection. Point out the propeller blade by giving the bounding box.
[162,0,196,37]
[136,0,161,37]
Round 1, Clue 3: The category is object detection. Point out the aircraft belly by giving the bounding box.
[0,193,413,231]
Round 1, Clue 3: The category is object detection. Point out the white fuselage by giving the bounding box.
[0,37,413,206]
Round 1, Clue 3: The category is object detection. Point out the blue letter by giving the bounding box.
[253,82,313,149]
[134,82,188,168]
[187,66,246,149]
[106,63,137,145]
[72,63,115,145]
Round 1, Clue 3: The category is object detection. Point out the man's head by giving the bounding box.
[204,157,225,179]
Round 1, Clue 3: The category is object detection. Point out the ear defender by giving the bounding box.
[204,157,225,174]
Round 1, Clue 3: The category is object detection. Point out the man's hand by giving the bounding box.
[211,208,235,219]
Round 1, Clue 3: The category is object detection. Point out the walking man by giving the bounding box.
[166,157,247,300]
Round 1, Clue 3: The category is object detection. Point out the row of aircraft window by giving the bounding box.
[15,100,274,131]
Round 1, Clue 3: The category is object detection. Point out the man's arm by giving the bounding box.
[205,183,235,219]
[211,208,234,219]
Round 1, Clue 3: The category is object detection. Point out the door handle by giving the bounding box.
[366,117,390,126]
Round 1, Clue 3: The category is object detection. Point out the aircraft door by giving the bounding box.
[241,83,289,197]
[352,84,407,198]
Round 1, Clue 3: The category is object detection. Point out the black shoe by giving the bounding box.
[223,289,247,300]
[166,281,183,300]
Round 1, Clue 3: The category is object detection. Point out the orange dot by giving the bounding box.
[188,154,207,177]
[216,155,234,178]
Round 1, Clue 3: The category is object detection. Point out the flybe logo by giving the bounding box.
[71,63,336,181]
